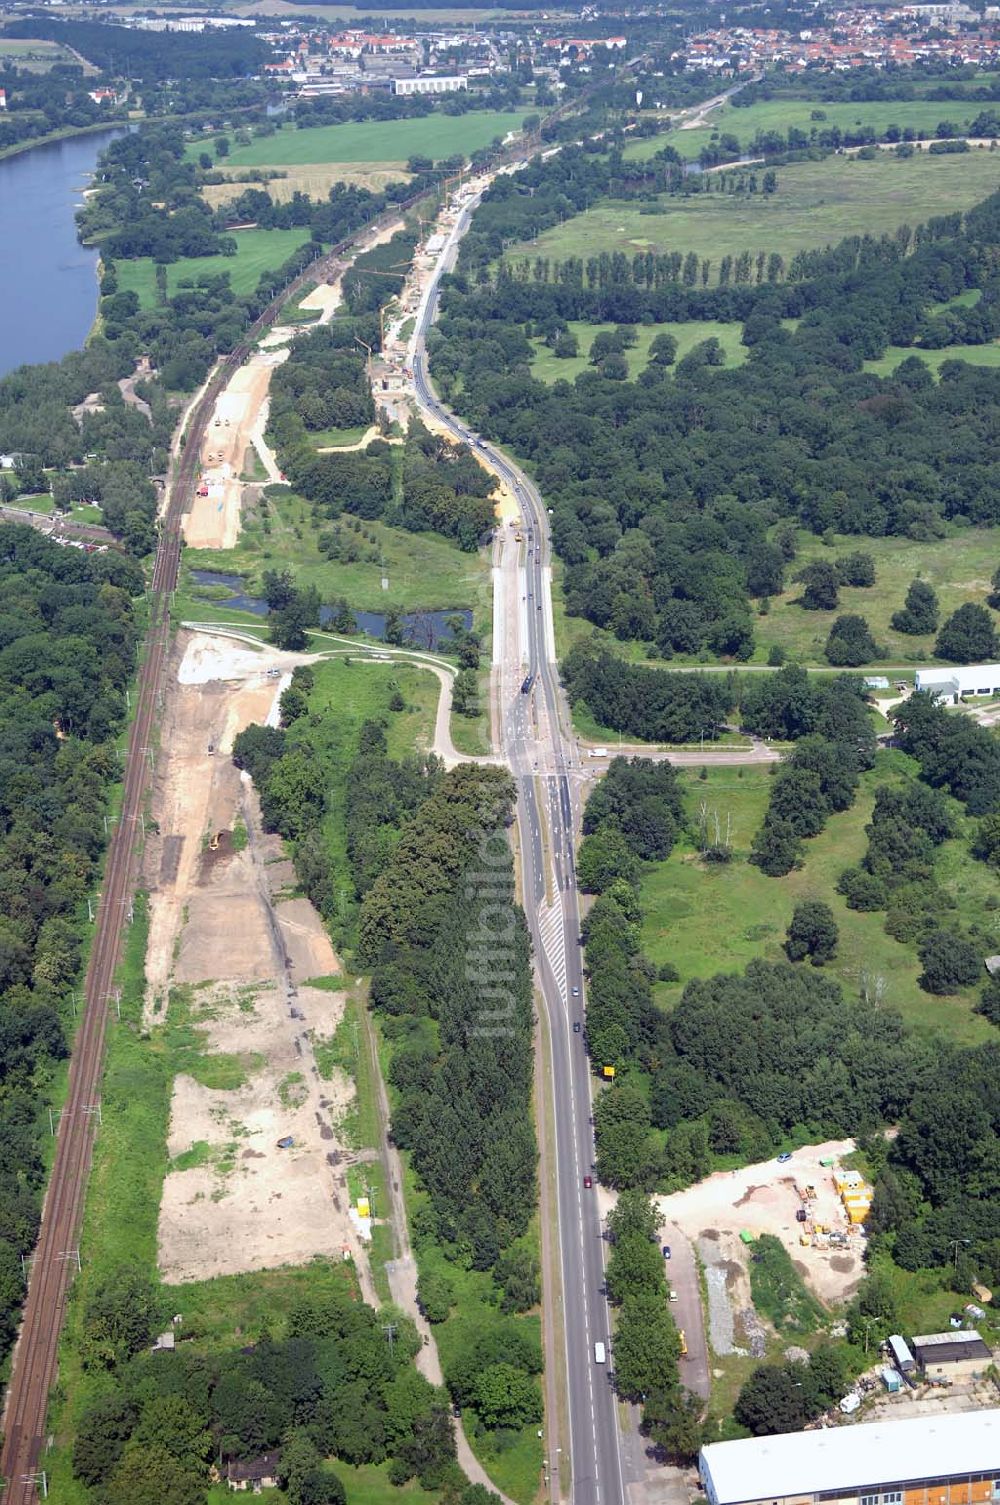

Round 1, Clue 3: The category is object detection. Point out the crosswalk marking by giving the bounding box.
[536,898,568,998]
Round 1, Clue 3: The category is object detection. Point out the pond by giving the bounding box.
[189,570,471,649]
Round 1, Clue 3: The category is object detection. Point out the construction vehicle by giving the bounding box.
[678,1330,688,1357]
[208,832,224,851]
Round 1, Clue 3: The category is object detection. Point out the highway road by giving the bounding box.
[411,194,630,1505]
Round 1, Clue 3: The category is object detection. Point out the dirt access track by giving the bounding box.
[143,630,375,1295]
[650,1139,865,1308]
[184,350,288,549]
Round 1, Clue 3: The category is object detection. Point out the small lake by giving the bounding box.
[190,570,471,648]
[0,128,125,379]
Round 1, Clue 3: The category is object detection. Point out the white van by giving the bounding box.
[594,1341,606,1364]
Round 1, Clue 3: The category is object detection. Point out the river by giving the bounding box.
[0,128,123,379]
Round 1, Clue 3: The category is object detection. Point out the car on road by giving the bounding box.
[571,986,580,996]
[777,1151,793,1163]
[662,1245,671,1259]
[583,1176,593,1189]
[573,1021,581,1033]
[669,1290,678,1301]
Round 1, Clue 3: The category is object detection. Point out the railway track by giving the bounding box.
[0,115,571,1500]
[0,194,429,1504]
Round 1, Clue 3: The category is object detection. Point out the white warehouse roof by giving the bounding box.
[700,1409,1000,1504]
[915,663,1000,691]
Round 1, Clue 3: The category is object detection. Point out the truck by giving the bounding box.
[521,674,534,695]
[678,1330,688,1357]
[588,748,608,759]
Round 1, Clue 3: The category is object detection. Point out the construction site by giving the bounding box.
[141,630,377,1297]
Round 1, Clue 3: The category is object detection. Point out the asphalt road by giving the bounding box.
[412,194,628,1505]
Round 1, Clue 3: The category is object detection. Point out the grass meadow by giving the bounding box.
[755,525,1000,669]
[505,152,1000,282]
[191,110,531,170]
[529,318,749,383]
[640,756,996,1048]
[115,227,312,306]
[629,96,1000,162]
[180,488,491,624]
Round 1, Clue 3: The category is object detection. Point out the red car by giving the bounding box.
[583,1176,593,1189]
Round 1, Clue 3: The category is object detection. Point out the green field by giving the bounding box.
[192,110,531,169]
[180,488,491,628]
[865,339,1000,377]
[755,525,1000,669]
[115,227,312,306]
[530,318,748,383]
[630,96,1000,162]
[640,758,994,1047]
[506,153,1000,281]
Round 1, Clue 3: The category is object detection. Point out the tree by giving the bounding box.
[749,816,803,877]
[417,1268,454,1324]
[495,1242,541,1312]
[577,828,639,893]
[935,603,1000,664]
[734,1364,809,1436]
[612,1291,680,1400]
[72,1394,137,1487]
[647,332,678,366]
[973,812,1000,867]
[825,614,877,667]
[103,1443,205,1505]
[133,1395,211,1471]
[80,1267,159,1370]
[473,1364,542,1429]
[452,667,480,717]
[606,1189,659,1245]
[644,1387,703,1462]
[785,901,838,965]
[796,562,839,611]
[918,929,982,994]
[892,578,939,634]
[835,551,876,587]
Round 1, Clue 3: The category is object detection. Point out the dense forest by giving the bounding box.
[0,526,143,1401]
[234,705,541,1438]
[66,1261,493,1504]
[429,153,1000,663]
[5,17,269,80]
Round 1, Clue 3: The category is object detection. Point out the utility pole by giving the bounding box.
[382,1321,397,1356]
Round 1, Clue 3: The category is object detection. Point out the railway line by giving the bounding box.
[0,98,598,1498]
[0,188,442,1505]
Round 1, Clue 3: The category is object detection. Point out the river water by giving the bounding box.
[0,128,123,379]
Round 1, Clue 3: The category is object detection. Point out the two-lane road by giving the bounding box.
[411,193,629,1505]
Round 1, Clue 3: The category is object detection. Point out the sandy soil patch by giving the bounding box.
[158,979,357,1284]
[146,629,372,1293]
[653,1139,865,1307]
[276,896,341,979]
[203,166,411,211]
[184,348,289,549]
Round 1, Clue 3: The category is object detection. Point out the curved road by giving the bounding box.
[412,195,628,1505]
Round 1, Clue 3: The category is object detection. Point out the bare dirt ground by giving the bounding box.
[183,348,289,549]
[144,631,372,1293]
[650,1139,865,1307]
[202,165,411,211]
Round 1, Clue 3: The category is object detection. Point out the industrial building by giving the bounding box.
[914,664,1000,702]
[912,1329,993,1381]
[700,1408,1000,1505]
[393,74,468,94]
